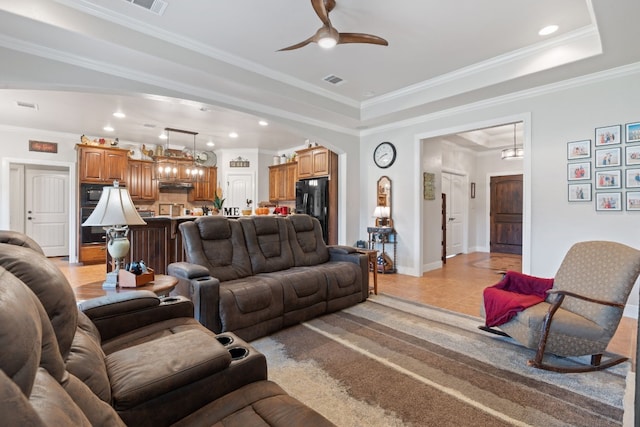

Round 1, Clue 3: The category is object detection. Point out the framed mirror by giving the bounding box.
[376,176,392,226]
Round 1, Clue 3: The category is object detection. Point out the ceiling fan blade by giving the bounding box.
[338,33,389,46]
[277,35,316,51]
[311,0,332,27]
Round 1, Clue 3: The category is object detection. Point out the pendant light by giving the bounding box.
[501,123,524,160]
[154,128,207,186]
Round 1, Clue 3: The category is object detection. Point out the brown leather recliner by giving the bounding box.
[168,215,368,341]
[0,238,334,426]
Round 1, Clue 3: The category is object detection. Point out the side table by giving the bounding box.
[357,249,378,295]
[73,274,178,302]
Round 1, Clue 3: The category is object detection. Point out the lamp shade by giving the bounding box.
[82,182,146,227]
[373,205,390,218]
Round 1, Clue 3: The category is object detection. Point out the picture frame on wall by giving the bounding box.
[626,192,640,211]
[626,168,640,188]
[595,147,621,168]
[595,170,621,189]
[626,122,640,143]
[595,125,621,146]
[567,161,591,180]
[567,140,591,160]
[625,145,640,166]
[595,192,622,211]
[568,183,592,202]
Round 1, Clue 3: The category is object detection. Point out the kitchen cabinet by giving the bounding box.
[189,167,217,202]
[296,146,334,179]
[269,162,297,201]
[77,145,128,184]
[127,159,157,202]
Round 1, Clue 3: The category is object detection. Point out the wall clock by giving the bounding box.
[373,142,396,168]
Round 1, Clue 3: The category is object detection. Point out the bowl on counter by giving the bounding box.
[241,209,252,216]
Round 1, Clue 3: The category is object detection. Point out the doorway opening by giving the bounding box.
[5,161,75,259]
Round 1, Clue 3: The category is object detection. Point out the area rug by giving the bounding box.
[251,294,629,426]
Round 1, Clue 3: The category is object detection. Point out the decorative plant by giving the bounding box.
[213,194,225,211]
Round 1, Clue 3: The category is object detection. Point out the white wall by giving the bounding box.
[361,66,640,316]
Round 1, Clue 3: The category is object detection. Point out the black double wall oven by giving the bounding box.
[80,183,109,245]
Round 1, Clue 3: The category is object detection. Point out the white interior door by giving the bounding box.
[443,172,465,256]
[25,167,69,257]
[226,173,254,211]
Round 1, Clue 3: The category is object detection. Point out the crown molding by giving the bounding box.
[360,61,640,137]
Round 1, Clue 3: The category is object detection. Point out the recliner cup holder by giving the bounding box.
[216,335,234,346]
[161,297,179,303]
[228,346,249,360]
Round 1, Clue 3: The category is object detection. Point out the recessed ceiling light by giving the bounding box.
[259,120,268,126]
[103,125,114,132]
[159,132,168,140]
[113,111,126,118]
[229,132,238,138]
[207,141,215,147]
[538,25,558,36]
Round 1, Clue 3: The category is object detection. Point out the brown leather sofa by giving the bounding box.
[0,232,334,426]
[168,214,368,341]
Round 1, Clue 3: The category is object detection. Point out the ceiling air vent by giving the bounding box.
[125,0,168,15]
[323,74,345,86]
[16,101,38,110]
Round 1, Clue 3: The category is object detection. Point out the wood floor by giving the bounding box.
[55,251,636,365]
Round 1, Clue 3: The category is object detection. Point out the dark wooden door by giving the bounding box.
[490,175,523,254]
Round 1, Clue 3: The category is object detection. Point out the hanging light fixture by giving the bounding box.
[501,123,524,160]
[154,128,207,186]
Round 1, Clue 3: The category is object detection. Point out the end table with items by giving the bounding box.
[367,227,397,274]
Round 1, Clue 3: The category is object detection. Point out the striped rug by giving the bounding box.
[251,294,630,427]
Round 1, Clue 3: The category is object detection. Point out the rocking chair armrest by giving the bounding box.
[546,289,625,308]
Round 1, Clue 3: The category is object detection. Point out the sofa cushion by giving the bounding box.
[65,327,111,402]
[239,216,294,273]
[315,262,364,311]
[30,369,92,427]
[261,268,328,323]
[287,215,330,266]
[107,328,232,410]
[0,244,78,359]
[171,380,335,427]
[100,317,207,355]
[181,218,253,281]
[218,276,284,335]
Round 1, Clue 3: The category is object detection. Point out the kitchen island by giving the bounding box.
[111,216,197,275]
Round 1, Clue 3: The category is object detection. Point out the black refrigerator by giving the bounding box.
[295,177,329,243]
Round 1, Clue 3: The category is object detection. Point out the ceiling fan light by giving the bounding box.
[318,35,337,49]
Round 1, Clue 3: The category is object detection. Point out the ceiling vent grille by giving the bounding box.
[323,74,345,86]
[125,0,168,15]
[16,101,38,110]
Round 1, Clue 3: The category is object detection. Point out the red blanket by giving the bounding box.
[483,271,554,327]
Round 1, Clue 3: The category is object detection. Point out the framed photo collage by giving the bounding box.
[567,122,640,211]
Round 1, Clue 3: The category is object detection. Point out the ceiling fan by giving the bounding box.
[278,0,388,51]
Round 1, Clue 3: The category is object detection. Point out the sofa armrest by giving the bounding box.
[168,262,223,333]
[79,291,194,341]
[328,245,358,255]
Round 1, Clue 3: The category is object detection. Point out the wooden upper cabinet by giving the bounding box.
[189,167,217,202]
[269,162,297,202]
[77,145,129,184]
[296,146,331,179]
[127,160,157,202]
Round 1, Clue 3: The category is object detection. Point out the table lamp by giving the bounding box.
[373,205,391,227]
[82,181,146,288]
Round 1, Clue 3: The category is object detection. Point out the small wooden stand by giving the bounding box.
[118,269,155,288]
